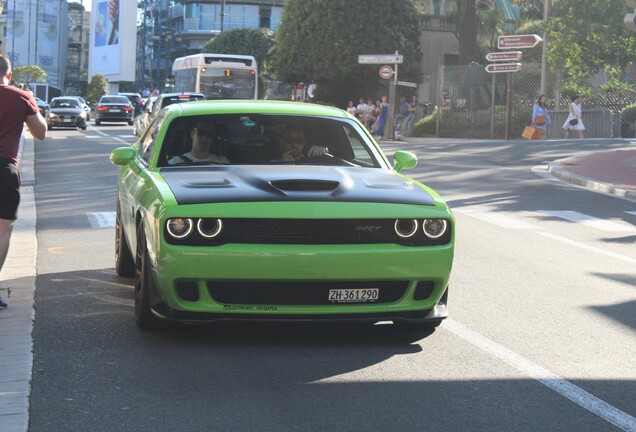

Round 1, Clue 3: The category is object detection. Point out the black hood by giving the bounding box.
[160,165,435,206]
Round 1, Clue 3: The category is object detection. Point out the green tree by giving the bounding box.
[11,64,47,87]
[85,74,109,105]
[544,0,636,87]
[202,28,275,75]
[273,0,420,106]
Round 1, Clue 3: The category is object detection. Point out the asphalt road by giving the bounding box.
[27,127,636,432]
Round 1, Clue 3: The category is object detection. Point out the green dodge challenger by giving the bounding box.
[110,100,455,330]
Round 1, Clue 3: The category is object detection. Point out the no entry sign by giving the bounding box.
[379,65,394,79]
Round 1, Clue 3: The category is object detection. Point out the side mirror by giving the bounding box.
[110,147,136,166]
[392,150,418,172]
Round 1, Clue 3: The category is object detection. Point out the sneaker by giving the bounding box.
[0,297,7,310]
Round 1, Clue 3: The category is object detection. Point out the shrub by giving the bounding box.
[621,103,636,138]
[412,112,437,136]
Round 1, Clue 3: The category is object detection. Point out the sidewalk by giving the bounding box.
[0,135,634,432]
[0,135,37,432]
[547,147,636,201]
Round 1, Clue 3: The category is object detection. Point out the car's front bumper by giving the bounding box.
[147,242,454,323]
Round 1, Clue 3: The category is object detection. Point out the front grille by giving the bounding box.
[165,218,452,246]
[207,280,408,305]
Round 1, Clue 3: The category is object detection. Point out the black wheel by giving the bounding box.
[47,124,52,131]
[95,120,101,126]
[128,120,134,126]
[115,202,135,277]
[134,222,165,330]
[80,125,87,131]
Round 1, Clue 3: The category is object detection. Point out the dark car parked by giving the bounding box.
[46,97,87,130]
[118,92,144,116]
[95,95,134,126]
[147,92,206,126]
[35,97,49,117]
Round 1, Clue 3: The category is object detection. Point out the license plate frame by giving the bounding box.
[328,288,379,303]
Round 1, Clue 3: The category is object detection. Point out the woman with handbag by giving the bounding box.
[562,95,585,139]
[531,95,551,139]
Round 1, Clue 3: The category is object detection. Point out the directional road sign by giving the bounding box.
[397,81,417,88]
[379,65,394,79]
[359,54,403,64]
[486,51,522,62]
[485,63,521,73]
[497,34,542,49]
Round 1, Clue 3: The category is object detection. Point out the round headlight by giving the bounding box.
[166,218,193,239]
[422,219,447,239]
[197,218,223,238]
[394,219,418,238]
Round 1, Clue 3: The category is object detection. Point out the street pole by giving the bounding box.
[540,0,549,95]
[386,51,399,140]
[220,0,226,33]
[505,72,512,140]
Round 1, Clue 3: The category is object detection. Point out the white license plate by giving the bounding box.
[328,288,379,303]
[62,118,72,122]
[109,108,120,112]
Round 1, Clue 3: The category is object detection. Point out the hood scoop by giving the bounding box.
[270,180,339,192]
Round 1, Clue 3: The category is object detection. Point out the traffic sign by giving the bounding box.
[379,65,394,79]
[497,34,542,49]
[486,51,522,62]
[397,81,417,88]
[359,54,403,64]
[485,63,521,73]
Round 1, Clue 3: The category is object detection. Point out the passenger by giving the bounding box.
[275,125,326,162]
[168,122,229,165]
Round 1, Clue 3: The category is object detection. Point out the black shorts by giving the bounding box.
[0,158,20,220]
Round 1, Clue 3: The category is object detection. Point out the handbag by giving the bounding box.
[535,114,546,126]
[522,126,540,140]
[569,118,579,126]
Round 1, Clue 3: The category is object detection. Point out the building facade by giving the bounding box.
[137,0,285,92]
[0,0,69,96]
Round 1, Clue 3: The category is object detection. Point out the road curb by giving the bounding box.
[548,160,636,201]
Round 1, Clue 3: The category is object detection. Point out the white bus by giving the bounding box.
[172,53,258,100]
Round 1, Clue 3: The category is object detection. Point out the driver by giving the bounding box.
[169,122,229,165]
[276,125,326,162]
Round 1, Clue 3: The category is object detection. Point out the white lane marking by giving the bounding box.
[50,136,68,140]
[86,212,116,228]
[454,209,543,230]
[120,135,136,138]
[540,210,636,232]
[626,211,636,217]
[84,135,103,139]
[444,319,636,431]
[538,232,636,264]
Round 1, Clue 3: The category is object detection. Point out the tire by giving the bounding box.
[95,120,101,126]
[128,120,134,126]
[80,125,87,131]
[134,222,165,330]
[47,124,52,131]
[115,202,135,277]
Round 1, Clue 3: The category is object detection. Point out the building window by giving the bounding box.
[260,6,271,28]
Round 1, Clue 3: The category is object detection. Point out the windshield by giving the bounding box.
[200,68,256,100]
[100,96,130,104]
[51,99,79,109]
[158,114,383,168]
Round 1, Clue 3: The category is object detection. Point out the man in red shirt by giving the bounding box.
[0,54,47,309]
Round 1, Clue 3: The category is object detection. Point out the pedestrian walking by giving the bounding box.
[0,54,47,309]
[563,95,585,139]
[371,96,389,139]
[531,95,551,140]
